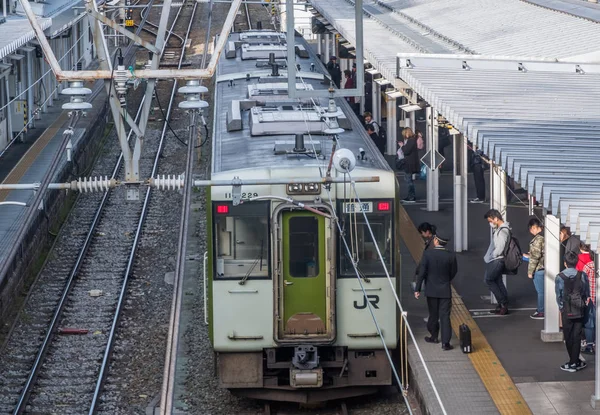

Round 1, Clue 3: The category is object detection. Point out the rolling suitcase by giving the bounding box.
[459,324,472,353]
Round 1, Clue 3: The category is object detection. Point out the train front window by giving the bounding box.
[288,216,319,278]
[214,202,269,279]
[339,212,392,277]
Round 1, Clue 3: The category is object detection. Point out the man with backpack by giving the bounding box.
[364,112,386,149]
[556,251,591,372]
[483,209,514,315]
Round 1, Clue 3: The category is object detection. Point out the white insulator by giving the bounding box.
[74,176,113,193]
[153,174,185,191]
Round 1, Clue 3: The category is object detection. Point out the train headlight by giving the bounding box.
[287,183,321,195]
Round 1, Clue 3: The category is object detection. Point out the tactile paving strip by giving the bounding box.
[398,203,532,415]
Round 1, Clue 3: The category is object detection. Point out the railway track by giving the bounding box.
[0,1,196,413]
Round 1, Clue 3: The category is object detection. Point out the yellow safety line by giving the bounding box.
[0,111,70,202]
[398,203,532,415]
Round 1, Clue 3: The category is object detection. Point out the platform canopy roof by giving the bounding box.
[0,17,51,61]
[397,54,600,252]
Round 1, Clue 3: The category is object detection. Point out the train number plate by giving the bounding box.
[343,202,372,213]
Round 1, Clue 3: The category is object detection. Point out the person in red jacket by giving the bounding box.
[578,243,596,355]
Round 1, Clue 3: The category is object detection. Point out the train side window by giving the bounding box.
[214,202,269,279]
[339,213,392,277]
[288,216,319,278]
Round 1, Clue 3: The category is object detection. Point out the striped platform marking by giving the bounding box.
[398,203,532,415]
[0,111,70,202]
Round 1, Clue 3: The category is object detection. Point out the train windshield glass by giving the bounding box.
[214,202,269,279]
[339,213,392,277]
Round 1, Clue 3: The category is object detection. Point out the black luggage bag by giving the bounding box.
[459,324,472,353]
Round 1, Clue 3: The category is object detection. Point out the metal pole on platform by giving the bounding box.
[489,161,507,304]
[453,133,468,252]
[425,106,439,211]
[541,214,562,342]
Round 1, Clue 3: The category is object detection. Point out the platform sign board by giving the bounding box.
[420,150,445,171]
[343,202,373,214]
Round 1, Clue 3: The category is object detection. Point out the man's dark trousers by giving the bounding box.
[427,297,452,344]
[485,259,508,306]
[562,311,584,364]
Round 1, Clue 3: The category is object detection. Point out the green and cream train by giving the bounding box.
[206,30,400,402]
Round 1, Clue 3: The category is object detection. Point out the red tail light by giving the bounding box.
[216,205,229,214]
[377,202,391,211]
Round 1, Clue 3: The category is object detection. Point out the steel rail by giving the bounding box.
[89,1,194,413]
[159,1,207,413]
[11,92,146,414]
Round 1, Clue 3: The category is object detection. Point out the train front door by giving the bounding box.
[281,211,327,337]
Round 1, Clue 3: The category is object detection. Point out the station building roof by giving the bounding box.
[0,0,84,61]
[373,0,600,60]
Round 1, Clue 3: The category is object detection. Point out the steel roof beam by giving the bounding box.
[397,53,600,74]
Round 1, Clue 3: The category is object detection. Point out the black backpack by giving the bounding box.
[376,122,387,142]
[502,228,522,275]
[560,272,586,319]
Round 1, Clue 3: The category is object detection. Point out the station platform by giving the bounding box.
[397,167,599,414]
[0,88,106,263]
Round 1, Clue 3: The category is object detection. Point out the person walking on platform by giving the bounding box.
[363,112,379,135]
[556,251,590,372]
[484,209,511,315]
[326,56,341,88]
[469,143,486,203]
[366,124,384,155]
[414,234,458,351]
[524,218,545,320]
[413,223,437,290]
[560,226,581,263]
[400,127,420,203]
[578,244,596,355]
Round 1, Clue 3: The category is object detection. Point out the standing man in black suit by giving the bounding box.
[414,234,458,351]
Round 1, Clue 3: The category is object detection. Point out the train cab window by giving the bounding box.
[213,202,269,279]
[288,216,319,278]
[339,208,392,277]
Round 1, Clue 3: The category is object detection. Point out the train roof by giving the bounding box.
[211,30,391,175]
